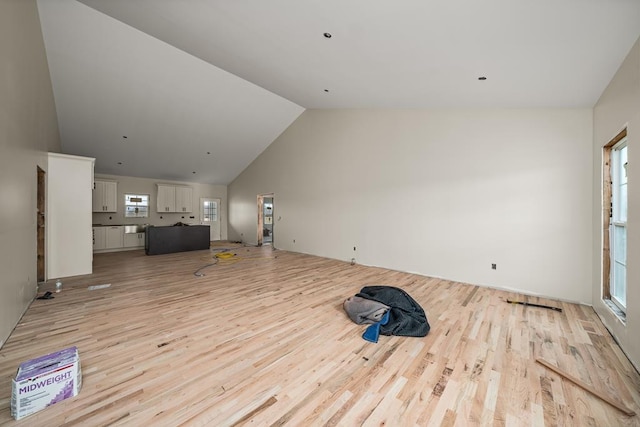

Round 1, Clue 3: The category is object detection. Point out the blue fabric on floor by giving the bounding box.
[362,310,390,343]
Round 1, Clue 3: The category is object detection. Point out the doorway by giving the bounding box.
[200,198,221,241]
[37,166,45,283]
[257,194,274,246]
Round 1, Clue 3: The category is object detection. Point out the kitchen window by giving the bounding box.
[124,194,149,218]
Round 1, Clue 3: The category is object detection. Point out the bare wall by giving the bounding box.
[593,36,640,370]
[0,0,61,348]
[229,109,593,304]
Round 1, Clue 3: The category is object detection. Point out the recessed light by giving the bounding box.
[323,32,332,38]
[478,76,487,81]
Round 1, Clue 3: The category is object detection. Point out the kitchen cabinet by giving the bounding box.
[123,232,145,248]
[175,186,193,212]
[105,226,124,249]
[156,184,192,212]
[157,184,176,212]
[93,180,117,212]
[93,227,106,250]
[94,226,144,251]
[47,153,94,279]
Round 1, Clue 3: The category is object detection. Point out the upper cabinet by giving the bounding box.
[157,184,192,213]
[175,186,193,213]
[92,180,117,212]
[157,184,175,212]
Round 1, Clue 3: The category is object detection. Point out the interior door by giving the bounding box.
[200,198,221,241]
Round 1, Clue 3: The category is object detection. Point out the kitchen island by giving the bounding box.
[145,224,210,255]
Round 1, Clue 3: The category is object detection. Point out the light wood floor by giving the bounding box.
[1,245,639,426]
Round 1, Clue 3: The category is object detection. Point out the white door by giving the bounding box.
[200,198,221,241]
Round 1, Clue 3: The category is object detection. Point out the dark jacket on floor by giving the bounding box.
[356,286,430,337]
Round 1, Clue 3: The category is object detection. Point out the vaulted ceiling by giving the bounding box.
[37,0,640,184]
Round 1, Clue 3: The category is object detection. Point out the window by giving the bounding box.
[124,194,149,218]
[602,128,627,317]
[202,199,218,222]
[610,139,627,310]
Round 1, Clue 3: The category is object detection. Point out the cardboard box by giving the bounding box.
[11,346,82,420]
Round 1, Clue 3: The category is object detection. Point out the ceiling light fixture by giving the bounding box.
[478,76,487,81]
[323,32,332,38]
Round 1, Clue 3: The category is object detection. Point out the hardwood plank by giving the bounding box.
[0,245,638,425]
[537,358,636,416]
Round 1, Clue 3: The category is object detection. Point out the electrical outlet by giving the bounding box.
[491,263,497,270]
[351,258,356,265]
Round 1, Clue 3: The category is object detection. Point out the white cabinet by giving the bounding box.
[175,186,193,212]
[93,180,117,212]
[47,153,94,279]
[157,184,176,212]
[93,227,106,250]
[123,232,145,248]
[156,184,192,212]
[94,226,143,251]
[92,226,123,251]
[105,226,124,249]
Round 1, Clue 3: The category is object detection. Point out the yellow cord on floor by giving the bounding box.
[215,252,236,259]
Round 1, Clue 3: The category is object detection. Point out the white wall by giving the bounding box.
[229,109,593,304]
[0,0,61,348]
[47,153,94,279]
[93,173,228,239]
[593,37,640,370]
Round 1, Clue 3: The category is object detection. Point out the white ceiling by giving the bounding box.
[38,0,640,184]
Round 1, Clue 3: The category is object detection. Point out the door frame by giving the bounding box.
[257,193,274,246]
[199,197,221,241]
[37,166,46,283]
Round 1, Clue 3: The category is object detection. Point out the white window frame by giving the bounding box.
[610,138,627,312]
[202,199,218,222]
[124,193,150,218]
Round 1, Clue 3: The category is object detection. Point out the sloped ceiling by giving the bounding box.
[38,0,640,184]
[37,0,304,184]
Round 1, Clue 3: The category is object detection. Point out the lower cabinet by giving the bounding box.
[94,226,145,251]
[93,226,124,251]
[123,232,145,248]
[105,226,124,249]
[93,227,106,250]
